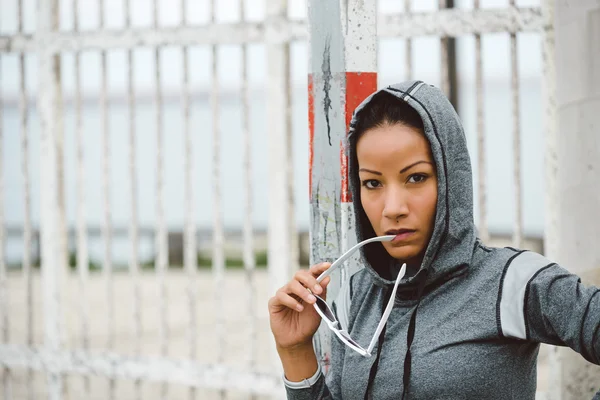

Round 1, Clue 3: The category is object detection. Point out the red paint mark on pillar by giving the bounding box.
[308,74,315,199]
[340,140,349,201]
[341,72,377,203]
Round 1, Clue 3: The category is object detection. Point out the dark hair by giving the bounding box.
[352,91,424,140]
[348,91,427,278]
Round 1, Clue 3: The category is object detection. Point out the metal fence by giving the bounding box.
[0,0,555,399]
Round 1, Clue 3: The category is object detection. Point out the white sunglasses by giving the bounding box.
[312,235,406,357]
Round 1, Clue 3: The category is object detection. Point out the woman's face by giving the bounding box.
[357,123,438,264]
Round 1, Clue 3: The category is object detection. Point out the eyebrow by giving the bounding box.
[400,161,433,174]
[359,161,433,176]
[358,168,382,175]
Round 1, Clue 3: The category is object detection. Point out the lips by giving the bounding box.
[385,229,416,242]
[385,229,415,235]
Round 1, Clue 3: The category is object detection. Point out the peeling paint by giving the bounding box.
[322,210,329,246]
[322,37,333,146]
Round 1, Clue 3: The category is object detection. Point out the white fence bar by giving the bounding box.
[439,0,450,96]
[18,1,33,397]
[127,51,142,400]
[210,3,226,399]
[0,8,545,54]
[474,0,488,243]
[182,44,198,400]
[37,0,65,397]
[0,37,11,400]
[404,0,412,80]
[17,1,31,397]
[539,19,558,399]
[510,27,523,248]
[123,1,142,399]
[17,0,34,362]
[20,48,33,400]
[0,344,283,394]
[380,8,543,37]
[152,2,169,399]
[180,2,198,400]
[266,2,293,390]
[52,6,69,396]
[180,14,198,400]
[266,0,293,299]
[240,0,257,387]
[99,3,114,348]
[98,1,116,397]
[544,0,561,379]
[541,2,557,260]
[53,25,68,398]
[73,24,91,396]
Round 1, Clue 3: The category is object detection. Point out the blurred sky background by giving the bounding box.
[1,0,546,265]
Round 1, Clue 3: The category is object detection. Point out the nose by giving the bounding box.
[382,185,409,221]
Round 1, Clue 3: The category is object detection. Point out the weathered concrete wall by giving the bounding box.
[548,1,600,399]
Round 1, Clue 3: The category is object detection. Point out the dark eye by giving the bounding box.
[408,174,427,184]
[361,179,381,189]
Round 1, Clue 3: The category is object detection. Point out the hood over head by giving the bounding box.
[347,80,476,291]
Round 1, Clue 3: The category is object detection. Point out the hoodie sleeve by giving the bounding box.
[283,283,352,400]
[497,250,600,364]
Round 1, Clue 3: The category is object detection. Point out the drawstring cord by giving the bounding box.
[401,271,429,400]
[363,287,392,400]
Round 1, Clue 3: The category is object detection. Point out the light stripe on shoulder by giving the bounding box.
[496,250,554,340]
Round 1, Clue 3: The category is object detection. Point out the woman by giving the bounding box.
[268,81,600,399]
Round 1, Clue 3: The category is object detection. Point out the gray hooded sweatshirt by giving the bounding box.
[284,81,600,399]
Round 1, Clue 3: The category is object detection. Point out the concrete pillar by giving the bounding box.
[548,1,600,399]
[307,0,377,372]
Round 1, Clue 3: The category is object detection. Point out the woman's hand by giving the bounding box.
[268,262,332,350]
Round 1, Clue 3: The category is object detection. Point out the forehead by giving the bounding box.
[356,124,433,164]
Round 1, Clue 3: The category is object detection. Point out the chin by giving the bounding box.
[384,244,422,262]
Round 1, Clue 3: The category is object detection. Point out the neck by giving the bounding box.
[388,257,422,280]
[395,251,426,278]
[404,262,421,278]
